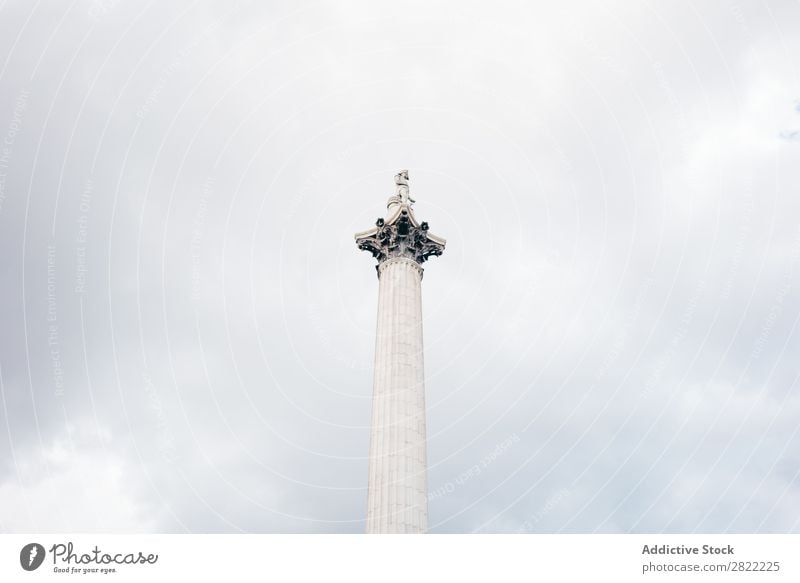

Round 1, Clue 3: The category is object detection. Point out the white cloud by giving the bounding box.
[0,422,155,532]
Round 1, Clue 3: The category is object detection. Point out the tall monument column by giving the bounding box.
[355,170,446,533]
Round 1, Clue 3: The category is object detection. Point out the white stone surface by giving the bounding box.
[357,171,444,534]
[366,256,429,533]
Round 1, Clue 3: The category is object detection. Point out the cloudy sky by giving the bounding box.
[1,0,799,533]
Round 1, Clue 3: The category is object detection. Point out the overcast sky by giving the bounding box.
[1,0,799,533]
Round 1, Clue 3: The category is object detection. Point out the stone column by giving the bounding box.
[355,171,446,534]
[366,257,428,533]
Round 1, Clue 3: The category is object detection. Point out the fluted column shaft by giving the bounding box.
[366,257,428,533]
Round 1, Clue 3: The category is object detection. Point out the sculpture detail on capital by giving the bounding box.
[355,170,445,269]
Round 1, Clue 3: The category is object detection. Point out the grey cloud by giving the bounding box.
[0,0,799,533]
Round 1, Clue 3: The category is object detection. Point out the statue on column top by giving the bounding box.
[394,170,415,204]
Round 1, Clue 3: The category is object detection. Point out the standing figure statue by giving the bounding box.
[394,170,415,204]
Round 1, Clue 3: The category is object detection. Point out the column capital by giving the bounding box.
[355,171,446,267]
